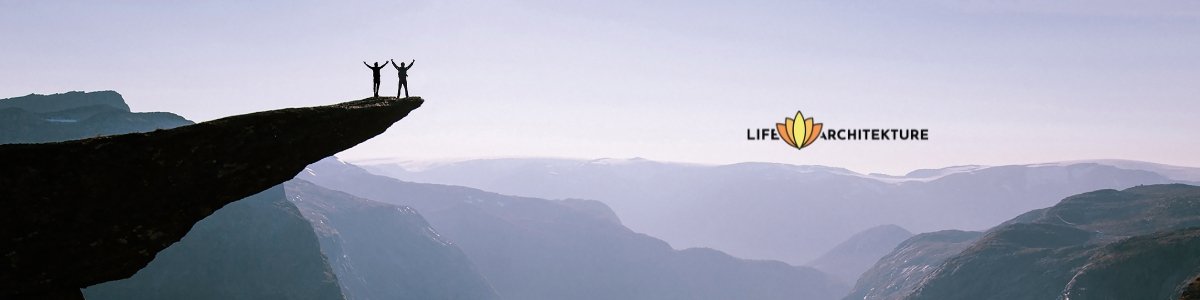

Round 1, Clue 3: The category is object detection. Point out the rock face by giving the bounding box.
[807,224,913,284]
[905,184,1200,300]
[1182,276,1200,300]
[843,230,982,300]
[81,186,345,300]
[0,96,422,298]
[0,91,191,143]
[302,158,849,300]
[285,179,499,300]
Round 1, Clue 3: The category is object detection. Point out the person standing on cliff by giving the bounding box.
[363,60,390,98]
[391,59,415,98]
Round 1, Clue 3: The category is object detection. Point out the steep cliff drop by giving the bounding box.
[0,97,423,299]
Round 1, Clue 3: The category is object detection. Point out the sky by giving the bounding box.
[2,0,1198,175]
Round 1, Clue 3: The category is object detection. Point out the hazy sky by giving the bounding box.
[3,1,1198,174]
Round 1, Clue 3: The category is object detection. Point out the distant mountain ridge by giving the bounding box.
[0,91,191,143]
[359,157,1187,264]
[0,91,130,112]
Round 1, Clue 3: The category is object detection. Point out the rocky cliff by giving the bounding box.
[0,96,422,298]
[843,230,982,300]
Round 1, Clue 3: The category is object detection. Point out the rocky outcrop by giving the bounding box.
[0,96,422,298]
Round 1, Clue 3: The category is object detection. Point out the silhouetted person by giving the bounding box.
[364,61,390,97]
[391,59,415,97]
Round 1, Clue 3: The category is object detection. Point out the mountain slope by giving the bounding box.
[82,186,344,300]
[843,230,982,300]
[1059,227,1200,299]
[285,179,499,300]
[302,158,848,300]
[808,224,913,284]
[906,184,1200,300]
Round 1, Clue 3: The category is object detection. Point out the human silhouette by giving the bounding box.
[364,61,390,97]
[391,59,415,97]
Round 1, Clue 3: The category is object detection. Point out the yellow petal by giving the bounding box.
[792,111,808,148]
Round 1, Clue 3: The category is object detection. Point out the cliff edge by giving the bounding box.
[0,97,422,298]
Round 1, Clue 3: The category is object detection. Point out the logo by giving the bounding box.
[748,109,929,151]
[777,111,822,150]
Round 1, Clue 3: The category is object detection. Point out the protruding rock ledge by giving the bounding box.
[0,97,423,298]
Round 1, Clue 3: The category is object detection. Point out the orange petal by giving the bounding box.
[777,123,796,147]
[803,123,823,147]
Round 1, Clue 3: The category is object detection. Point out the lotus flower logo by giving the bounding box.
[777,111,823,150]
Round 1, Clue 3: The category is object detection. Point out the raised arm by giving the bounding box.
[381,60,390,68]
[363,61,370,67]
[391,59,400,69]
[408,60,415,69]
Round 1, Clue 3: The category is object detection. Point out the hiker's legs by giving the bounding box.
[401,82,409,97]
[372,81,380,97]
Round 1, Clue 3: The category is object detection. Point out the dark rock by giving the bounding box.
[0,96,422,297]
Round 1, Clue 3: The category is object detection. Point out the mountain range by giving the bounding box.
[300,158,849,300]
[360,157,1198,264]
